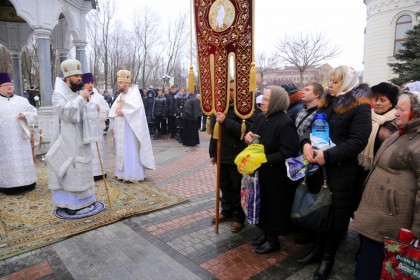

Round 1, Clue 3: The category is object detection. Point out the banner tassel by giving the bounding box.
[206,116,211,135]
[249,61,256,93]
[240,119,246,140]
[213,121,220,140]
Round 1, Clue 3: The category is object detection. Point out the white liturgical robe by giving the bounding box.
[109,84,155,181]
[89,88,110,178]
[0,94,37,189]
[48,78,98,210]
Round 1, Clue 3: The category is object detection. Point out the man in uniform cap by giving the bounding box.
[0,72,38,194]
[108,70,155,183]
[47,59,98,216]
[82,73,110,181]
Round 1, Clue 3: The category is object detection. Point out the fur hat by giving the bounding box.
[82,73,94,84]
[281,83,299,96]
[60,59,82,78]
[371,82,399,107]
[0,73,12,85]
[117,70,131,83]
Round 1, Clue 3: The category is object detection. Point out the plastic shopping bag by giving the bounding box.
[234,144,267,175]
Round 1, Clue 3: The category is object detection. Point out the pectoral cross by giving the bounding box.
[116,95,125,116]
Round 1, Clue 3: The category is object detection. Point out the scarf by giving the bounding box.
[336,66,359,97]
[358,108,396,170]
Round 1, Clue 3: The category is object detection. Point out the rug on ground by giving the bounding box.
[0,162,187,260]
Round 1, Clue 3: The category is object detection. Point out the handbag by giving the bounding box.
[291,166,332,232]
[240,171,260,224]
[381,237,420,280]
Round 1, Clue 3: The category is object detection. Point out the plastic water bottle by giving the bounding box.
[312,113,329,146]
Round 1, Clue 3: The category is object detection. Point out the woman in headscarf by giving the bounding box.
[353,82,399,212]
[299,65,372,280]
[351,91,420,280]
[244,86,300,254]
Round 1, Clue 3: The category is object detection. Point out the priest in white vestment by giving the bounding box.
[108,70,155,182]
[0,73,37,194]
[82,73,110,181]
[47,59,99,216]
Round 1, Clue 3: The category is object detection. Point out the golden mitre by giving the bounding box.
[117,70,131,83]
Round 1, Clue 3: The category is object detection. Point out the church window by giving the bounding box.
[394,15,412,55]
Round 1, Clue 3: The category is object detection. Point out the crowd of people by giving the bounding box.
[0,62,419,280]
[138,84,202,146]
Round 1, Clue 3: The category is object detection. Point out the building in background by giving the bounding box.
[363,0,419,86]
[257,63,332,89]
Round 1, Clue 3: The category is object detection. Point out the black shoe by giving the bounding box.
[251,234,267,246]
[313,258,334,280]
[297,250,323,265]
[254,240,280,254]
[64,208,78,215]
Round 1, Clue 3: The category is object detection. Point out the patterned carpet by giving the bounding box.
[0,162,187,260]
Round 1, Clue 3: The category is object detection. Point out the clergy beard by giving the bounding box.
[69,81,84,92]
[118,88,128,94]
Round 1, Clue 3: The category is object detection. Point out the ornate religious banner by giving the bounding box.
[194,0,255,119]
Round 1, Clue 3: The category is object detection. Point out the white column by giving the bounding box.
[34,28,53,106]
[11,51,23,96]
[74,40,88,73]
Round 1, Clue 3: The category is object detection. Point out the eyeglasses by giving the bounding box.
[0,83,13,87]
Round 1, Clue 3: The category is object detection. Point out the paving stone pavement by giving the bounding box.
[0,132,359,280]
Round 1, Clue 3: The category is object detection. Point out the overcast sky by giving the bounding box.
[115,0,367,70]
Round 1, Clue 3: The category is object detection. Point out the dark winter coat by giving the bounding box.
[301,84,372,232]
[166,92,177,116]
[145,95,155,123]
[209,106,251,164]
[153,95,167,118]
[287,91,304,122]
[175,95,188,117]
[182,94,201,120]
[252,111,300,233]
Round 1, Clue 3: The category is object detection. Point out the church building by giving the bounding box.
[363,0,419,85]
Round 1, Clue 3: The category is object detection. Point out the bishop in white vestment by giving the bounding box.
[108,70,155,182]
[82,73,110,181]
[0,73,37,193]
[47,59,98,215]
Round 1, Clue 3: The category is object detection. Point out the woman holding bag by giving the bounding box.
[245,86,300,254]
[299,65,372,280]
[351,91,420,280]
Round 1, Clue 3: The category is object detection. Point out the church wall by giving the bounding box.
[363,0,420,86]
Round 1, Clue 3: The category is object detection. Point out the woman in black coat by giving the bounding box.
[300,65,372,280]
[245,86,300,254]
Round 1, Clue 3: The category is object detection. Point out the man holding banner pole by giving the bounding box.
[193,0,256,233]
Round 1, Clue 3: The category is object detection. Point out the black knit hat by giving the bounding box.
[281,83,299,96]
[371,82,399,107]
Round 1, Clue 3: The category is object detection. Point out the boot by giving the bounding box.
[255,234,280,254]
[297,243,324,265]
[251,233,267,246]
[313,253,334,280]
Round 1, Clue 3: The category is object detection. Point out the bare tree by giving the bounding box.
[86,9,103,81]
[275,32,340,87]
[133,6,163,88]
[164,12,189,82]
[95,0,117,91]
[21,38,39,87]
[255,51,279,87]
[0,47,12,73]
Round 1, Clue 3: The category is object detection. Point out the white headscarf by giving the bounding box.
[336,66,360,97]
